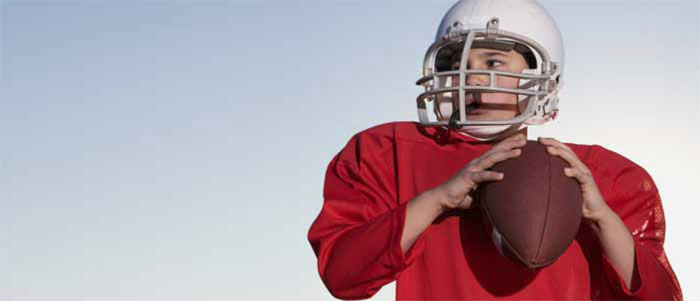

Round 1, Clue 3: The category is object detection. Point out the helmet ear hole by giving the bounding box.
[555,75,560,83]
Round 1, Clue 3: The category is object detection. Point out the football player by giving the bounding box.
[308,0,682,299]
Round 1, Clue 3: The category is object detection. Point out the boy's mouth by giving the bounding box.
[465,93,483,115]
[466,103,486,115]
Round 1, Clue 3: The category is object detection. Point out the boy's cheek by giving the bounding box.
[482,93,518,105]
[495,76,520,88]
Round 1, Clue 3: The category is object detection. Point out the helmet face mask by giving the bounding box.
[416,0,564,140]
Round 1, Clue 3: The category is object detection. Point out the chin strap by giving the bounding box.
[448,110,463,129]
[454,123,527,142]
[447,108,526,141]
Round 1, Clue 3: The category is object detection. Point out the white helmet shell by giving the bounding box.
[436,0,564,70]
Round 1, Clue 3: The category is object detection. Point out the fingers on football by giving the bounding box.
[472,147,521,171]
[501,133,527,147]
[564,167,593,184]
[541,137,575,154]
[541,138,584,168]
[489,134,527,155]
[470,170,504,184]
[454,196,473,210]
[546,146,590,174]
[482,134,522,156]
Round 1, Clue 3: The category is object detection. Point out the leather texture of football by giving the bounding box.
[476,140,582,269]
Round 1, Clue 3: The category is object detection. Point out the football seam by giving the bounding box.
[534,150,552,264]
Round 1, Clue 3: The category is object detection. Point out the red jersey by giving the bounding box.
[308,121,682,300]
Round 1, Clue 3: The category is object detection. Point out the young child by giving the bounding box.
[308,0,682,299]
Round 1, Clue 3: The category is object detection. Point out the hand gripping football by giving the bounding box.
[476,140,582,269]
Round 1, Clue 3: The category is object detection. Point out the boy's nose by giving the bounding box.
[466,74,489,86]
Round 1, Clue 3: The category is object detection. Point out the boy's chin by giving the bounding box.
[467,112,518,121]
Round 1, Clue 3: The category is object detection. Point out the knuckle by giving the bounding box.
[475,170,499,183]
[509,141,525,150]
[482,155,498,165]
[461,177,477,189]
[465,165,480,173]
[482,170,496,178]
[472,172,485,183]
[496,149,518,161]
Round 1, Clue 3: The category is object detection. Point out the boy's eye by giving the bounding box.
[487,60,504,68]
[451,59,504,70]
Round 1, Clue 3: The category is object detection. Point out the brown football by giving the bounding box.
[476,140,582,269]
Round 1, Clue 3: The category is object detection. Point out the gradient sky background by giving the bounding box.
[2,1,698,300]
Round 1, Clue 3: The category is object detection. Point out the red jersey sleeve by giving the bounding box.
[589,145,683,300]
[307,129,425,300]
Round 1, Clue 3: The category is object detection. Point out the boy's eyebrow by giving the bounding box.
[450,50,512,63]
[479,51,510,58]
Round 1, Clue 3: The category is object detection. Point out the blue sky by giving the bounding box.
[2,1,698,300]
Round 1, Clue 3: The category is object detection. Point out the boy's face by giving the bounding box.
[447,47,530,121]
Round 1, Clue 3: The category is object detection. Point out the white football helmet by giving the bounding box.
[416,0,564,141]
